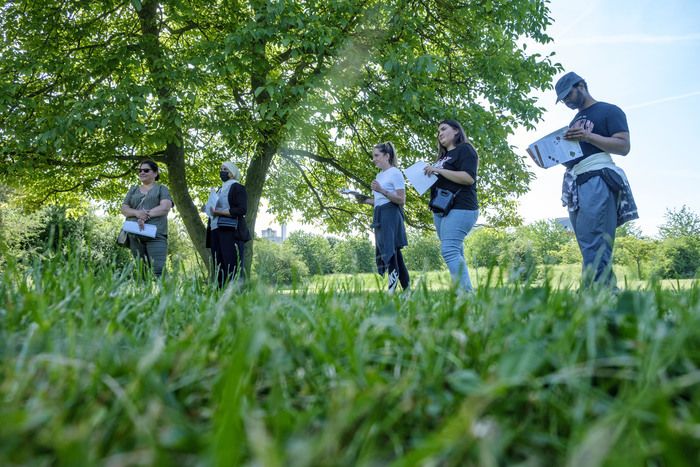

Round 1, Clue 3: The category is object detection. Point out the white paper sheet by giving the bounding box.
[204,188,218,218]
[121,220,157,238]
[526,127,583,169]
[403,160,437,196]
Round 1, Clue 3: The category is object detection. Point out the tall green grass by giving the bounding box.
[1,252,699,465]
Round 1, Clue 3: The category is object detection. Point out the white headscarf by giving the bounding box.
[222,161,241,181]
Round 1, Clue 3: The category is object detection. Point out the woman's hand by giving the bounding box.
[424,165,440,176]
[136,209,149,221]
[370,180,385,195]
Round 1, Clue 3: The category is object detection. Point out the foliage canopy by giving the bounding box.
[0,0,559,264]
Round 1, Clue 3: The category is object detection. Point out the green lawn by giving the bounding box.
[309,264,699,292]
[1,255,700,465]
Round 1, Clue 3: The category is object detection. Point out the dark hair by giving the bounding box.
[138,159,160,181]
[437,119,470,159]
[374,141,397,167]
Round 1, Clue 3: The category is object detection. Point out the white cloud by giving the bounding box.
[626,91,700,110]
[558,32,700,46]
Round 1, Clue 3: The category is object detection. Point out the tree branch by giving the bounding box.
[279,147,368,190]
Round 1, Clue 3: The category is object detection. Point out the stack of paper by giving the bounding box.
[527,127,583,169]
[122,220,157,238]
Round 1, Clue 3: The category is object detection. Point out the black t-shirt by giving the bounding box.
[430,143,478,210]
[565,101,629,168]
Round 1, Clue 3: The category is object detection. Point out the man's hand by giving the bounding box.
[564,127,591,142]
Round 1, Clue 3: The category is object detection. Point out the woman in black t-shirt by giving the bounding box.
[423,119,479,292]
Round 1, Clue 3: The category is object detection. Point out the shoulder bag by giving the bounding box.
[117,187,146,247]
[429,187,462,216]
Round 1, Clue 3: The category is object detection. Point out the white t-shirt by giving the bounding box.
[373,167,405,207]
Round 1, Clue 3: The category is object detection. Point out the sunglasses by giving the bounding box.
[138,168,153,173]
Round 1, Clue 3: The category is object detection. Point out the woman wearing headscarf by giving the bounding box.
[121,159,174,277]
[207,161,252,288]
[362,142,410,293]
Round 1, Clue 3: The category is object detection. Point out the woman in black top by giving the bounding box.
[206,161,252,288]
[423,119,479,292]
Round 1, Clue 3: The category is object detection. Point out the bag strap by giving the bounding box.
[127,185,145,210]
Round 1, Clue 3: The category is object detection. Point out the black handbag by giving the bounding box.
[217,216,239,229]
[429,188,461,216]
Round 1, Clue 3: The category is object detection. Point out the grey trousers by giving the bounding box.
[129,234,168,277]
[569,176,617,286]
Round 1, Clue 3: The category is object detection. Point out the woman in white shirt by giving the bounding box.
[362,142,410,292]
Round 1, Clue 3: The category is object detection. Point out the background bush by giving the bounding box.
[286,231,334,275]
[652,236,700,279]
[252,238,309,284]
[331,236,375,274]
[403,231,444,271]
[465,226,508,268]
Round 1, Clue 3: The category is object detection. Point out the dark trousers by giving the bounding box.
[129,234,168,277]
[210,228,245,288]
[387,249,410,292]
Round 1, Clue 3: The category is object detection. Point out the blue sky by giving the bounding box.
[514,0,700,236]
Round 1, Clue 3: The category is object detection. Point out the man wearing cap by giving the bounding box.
[555,71,638,287]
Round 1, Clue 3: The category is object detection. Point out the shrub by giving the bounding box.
[332,236,375,274]
[615,236,657,280]
[652,236,700,279]
[403,232,444,271]
[503,236,539,282]
[519,220,572,265]
[465,226,508,268]
[253,239,309,285]
[286,231,334,275]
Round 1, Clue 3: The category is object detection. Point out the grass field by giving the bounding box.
[309,265,698,292]
[1,254,700,465]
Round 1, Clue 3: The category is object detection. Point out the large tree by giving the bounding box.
[0,0,558,267]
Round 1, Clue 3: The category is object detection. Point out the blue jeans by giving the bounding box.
[433,209,479,291]
[569,176,617,287]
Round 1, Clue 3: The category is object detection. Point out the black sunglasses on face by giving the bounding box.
[138,168,153,173]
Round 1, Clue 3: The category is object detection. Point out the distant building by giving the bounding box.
[260,224,287,243]
[555,217,573,231]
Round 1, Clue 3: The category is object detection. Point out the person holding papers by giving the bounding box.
[361,142,410,293]
[555,71,638,287]
[206,161,251,288]
[121,160,173,277]
[423,119,479,293]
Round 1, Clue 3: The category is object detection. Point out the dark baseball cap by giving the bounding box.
[555,71,583,103]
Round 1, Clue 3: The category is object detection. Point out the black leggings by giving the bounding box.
[210,228,245,288]
[387,249,410,292]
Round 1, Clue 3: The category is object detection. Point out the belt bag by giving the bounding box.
[217,216,239,229]
[430,188,461,216]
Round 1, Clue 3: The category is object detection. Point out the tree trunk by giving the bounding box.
[164,142,208,267]
[243,139,278,274]
[136,0,208,267]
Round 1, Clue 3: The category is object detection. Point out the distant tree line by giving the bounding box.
[2,197,699,284]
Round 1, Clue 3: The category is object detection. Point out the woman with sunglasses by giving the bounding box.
[361,142,410,293]
[206,161,251,288]
[121,159,173,277]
